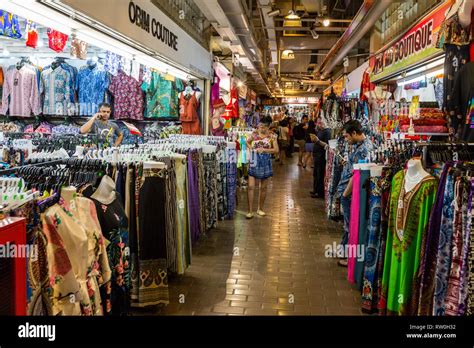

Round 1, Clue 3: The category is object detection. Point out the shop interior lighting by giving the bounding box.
[395,57,445,80]
[322,19,330,27]
[281,49,295,60]
[267,9,281,17]
[4,0,199,81]
[2,46,10,57]
[283,11,302,27]
[397,68,444,87]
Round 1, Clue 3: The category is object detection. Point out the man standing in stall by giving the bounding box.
[80,102,123,147]
[336,120,373,267]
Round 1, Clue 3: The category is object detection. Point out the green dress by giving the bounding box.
[381,170,437,315]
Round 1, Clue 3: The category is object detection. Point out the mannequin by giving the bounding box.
[179,81,201,135]
[91,175,117,204]
[405,158,431,192]
[458,0,473,27]
[61,186,77,204]
[365,86,392,124]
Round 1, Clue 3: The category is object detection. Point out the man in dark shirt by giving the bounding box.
[293,115,308,166]
[310,119,331,198]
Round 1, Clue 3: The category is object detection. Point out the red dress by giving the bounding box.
[179,91,201,135]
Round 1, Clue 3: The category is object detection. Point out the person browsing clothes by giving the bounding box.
[80,102,123,147]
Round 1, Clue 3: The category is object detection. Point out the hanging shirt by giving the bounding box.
[40,65,72,115]
[70,38,88,60]
[179,91,199,122]
[0,66,41,116]
[25,20,38,48]
[104,51,125,76]
[0,11,21,39]
[47,28,69,53]
[76,65,110,115]
[109,70,144,120]
[142,71,179,118]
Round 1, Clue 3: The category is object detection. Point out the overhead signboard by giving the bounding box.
[369,1,450,82]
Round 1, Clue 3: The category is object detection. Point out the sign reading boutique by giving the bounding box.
[60,0,212,78]
[369,1,450,82]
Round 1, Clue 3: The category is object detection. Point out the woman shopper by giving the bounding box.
[302,120,316,168]
[246,117,279,219]
[278,119,290,165]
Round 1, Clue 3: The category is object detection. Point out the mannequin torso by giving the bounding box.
[405,158,431,192]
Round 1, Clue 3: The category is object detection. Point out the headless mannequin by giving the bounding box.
[458,0,473,27]
[91,175,116,205]
[181,85,201,101]
[405,158,430,192]
[61,186,77,206]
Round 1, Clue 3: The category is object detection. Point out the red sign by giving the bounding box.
[370,1,451,81]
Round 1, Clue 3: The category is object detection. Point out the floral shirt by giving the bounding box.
[250,131,275,150]
[109,70,144,120]
[336,137,373,196]
[77,65,110,115]
[142,72,182,118]
[47,29,68,53]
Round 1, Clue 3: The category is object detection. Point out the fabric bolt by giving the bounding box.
[377,166,394,315]
[361,174,382,313]
[467,179,474,315]
[433,174,456,316]
[226,147,237,219]
[0,11,21,38]
[347,169,360,283]
[174,155,191,274]
[417,162,453,315]
[354,169,370,290]
[203,152,218,230]
[109,70,144,120]
[187,150,202,244]
[132,167,169,306]
[381,170,437,315]
[47,28,68,53]
[1,66,41,116]
[40,66,73,115]
[77,65,110,115]
[458,178,473,315]
[444,177,468,315]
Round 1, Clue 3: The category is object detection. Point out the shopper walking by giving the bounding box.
[277,119,290,165]
[287,117,296,158]
[293,115,308,166]
[336,120,373,267]
[246,117,279,219]
[310,117,331,198]
[302,120,316,168]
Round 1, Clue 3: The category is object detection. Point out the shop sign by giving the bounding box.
[59,0,212,78]
[369,1,450,82]
[282,97,319,104]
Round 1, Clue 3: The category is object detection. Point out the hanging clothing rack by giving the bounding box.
[0,159,65,176]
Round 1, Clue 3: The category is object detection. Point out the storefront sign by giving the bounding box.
[262,98,282,106]
[59,0,212,78]
[369,1,450,82]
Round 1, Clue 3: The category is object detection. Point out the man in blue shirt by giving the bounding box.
[336,120,373,267]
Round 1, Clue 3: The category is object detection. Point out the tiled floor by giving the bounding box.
[136,156,363,316]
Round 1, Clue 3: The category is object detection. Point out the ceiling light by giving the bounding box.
[2,46,10,57]
[267,9,280,17]
[37,39,44,47]
[281,49,295,60]
[310,29,319,39]
[237,81,243,87]
[283,11,302,27]
[322,19,330,27]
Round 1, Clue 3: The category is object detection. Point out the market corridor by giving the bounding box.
[149,157,362,316]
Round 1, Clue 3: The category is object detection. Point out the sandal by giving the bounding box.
[246,212,254,219]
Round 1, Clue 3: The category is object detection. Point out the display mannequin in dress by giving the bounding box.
[179,81,201,135]
[364,85,392,124]
[405,158,431,192]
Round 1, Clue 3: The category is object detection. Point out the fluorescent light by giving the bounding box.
[281,49,295,59]
[397,69,443,87]
[323,19,330,27]
[267,9,280,17]
[2,47,10,56]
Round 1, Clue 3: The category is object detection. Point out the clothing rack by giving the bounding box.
[0,159,65,176]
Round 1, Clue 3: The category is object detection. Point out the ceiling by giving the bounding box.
[200,0,369,97]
